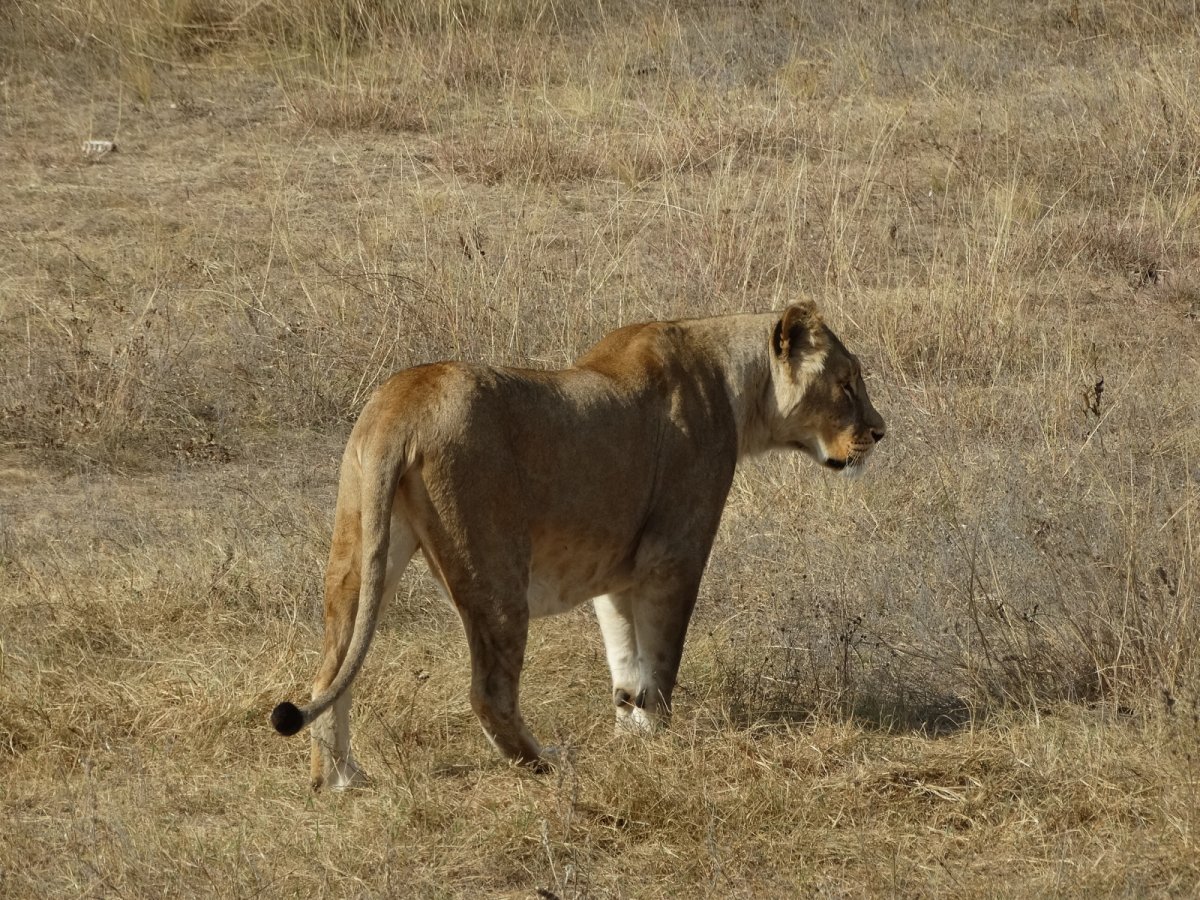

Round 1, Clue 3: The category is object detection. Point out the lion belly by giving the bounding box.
[525,543,632,619]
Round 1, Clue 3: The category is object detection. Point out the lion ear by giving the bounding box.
[771,301,824,360]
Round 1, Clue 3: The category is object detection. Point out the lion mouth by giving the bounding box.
[827,449,873,473]
[792,442,869,473]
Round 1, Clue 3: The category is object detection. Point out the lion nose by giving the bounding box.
[871,427,885,443]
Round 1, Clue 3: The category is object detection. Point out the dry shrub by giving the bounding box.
[440,123,606,184]
[287,76,431,132]
[2,0,613,56]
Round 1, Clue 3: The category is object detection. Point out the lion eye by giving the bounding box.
[842,382,855,400]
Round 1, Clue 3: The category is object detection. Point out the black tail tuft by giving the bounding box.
[270,701,305,736]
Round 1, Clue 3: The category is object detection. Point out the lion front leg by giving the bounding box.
[626,577,701,732]
[594,592,647,733]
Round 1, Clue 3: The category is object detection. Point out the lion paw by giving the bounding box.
[615,706,663,736]
[315,758,370,792]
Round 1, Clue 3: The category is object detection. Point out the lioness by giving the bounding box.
[272,302,885,789]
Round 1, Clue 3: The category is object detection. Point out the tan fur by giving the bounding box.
[271,302,886,789]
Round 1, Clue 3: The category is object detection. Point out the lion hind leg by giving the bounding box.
[453,588,545,769]
[309,688,365,791]
[308,506,418,791]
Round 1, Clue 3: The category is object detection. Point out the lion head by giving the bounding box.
[767,301,886,472]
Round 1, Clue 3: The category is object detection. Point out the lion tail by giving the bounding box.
[270,428,413,738]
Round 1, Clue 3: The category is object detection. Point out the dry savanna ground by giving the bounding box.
[2,0,1199,896]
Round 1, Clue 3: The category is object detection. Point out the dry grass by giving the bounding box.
[2,0,1199,896]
